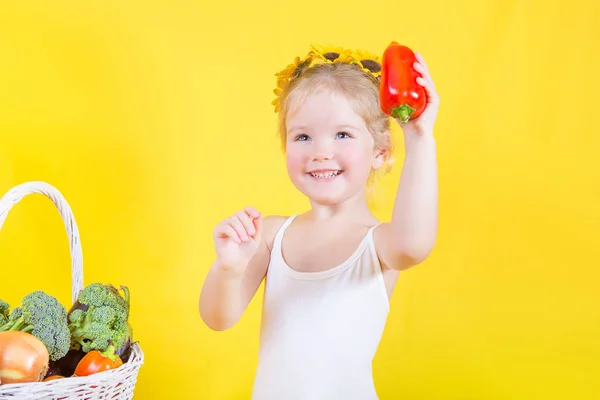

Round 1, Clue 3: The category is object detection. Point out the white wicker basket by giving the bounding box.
[0,181,144,399]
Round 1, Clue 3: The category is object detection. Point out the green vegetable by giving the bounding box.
[0,299,10,326]
[0,291,71,362]
[68,283,132,356]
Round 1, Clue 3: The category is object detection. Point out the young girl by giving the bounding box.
[199,44,439,399]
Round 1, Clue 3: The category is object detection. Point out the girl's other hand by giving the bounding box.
[213,207,263,273]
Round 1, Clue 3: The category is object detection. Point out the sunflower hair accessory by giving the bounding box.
[271,44,382,112]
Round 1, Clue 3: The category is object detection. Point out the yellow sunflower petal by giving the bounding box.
[337,49,358,62]
[277,75,291,85]
[307,50,326,62]
[309,44,326,54]
[309,57,328,66]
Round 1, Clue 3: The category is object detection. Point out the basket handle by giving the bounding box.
[0,181,83,304]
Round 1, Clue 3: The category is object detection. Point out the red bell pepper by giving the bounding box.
[379,42,427,123]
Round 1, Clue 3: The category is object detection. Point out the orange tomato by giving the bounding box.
[74,350,123,377]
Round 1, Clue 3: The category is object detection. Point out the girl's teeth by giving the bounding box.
[311,171,339,179]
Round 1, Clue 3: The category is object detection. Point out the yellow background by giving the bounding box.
[1,1,598,399]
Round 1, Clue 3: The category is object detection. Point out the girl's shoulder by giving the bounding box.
[261,215,291,251]
[263,215,290,231]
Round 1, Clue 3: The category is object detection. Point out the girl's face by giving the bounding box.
[285,90,385,206]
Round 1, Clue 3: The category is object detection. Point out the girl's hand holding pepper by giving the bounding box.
[379,41,440,138]
[399,52,440,138]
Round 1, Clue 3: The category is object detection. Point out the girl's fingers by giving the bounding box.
[253,215,263,239]
[214,206,262,245]
[216,224,241,244]
[417,76,435,94]
[414,59,438,100]
[415,52,430,73]
[414,53,435,89]
[228,217,249,241]
[244,206,261,219]
[414,62,432,84]
[236,210,256,236]
[416,76,439,107]
[413,61,425,73]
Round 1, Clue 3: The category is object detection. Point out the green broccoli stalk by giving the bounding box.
[0,291,71,362]
[67,283,132,357]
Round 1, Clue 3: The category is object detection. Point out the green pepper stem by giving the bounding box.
[100,344,120,362]
[391,104,416,124]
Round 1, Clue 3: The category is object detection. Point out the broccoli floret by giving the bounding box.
[9,307,22,320]
[89,305,118,325]
[68,283,132,354]
[0,291,71,361]
[0,299,10,326]
[69,308,85,325]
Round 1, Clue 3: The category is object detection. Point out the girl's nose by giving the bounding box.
[312,152,332,162]
[311,139,335,161]
[311,146,333,161]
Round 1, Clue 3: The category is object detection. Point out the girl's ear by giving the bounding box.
[372,147,387,170]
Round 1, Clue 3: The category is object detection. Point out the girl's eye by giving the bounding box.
[336,131,351,139]
[295,134,310,141]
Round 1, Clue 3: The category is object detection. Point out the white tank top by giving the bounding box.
[251,215,391,400]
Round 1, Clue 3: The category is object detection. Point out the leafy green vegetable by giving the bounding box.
[68,283,132,356]
[0,291,71,361]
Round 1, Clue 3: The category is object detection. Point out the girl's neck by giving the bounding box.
[306,191,373,222]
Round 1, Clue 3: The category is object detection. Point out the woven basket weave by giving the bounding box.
[0,181,144,399]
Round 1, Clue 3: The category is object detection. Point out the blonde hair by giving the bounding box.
[276,62,395,189]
